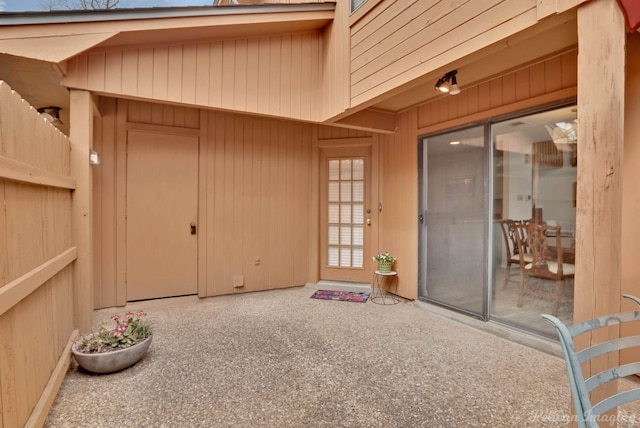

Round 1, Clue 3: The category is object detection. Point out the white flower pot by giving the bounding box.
[71,335,152,374]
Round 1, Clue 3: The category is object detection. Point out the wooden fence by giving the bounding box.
[0,81,78,428]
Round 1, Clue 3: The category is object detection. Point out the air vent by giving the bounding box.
[509,121,526,127]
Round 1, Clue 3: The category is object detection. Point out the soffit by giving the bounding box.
[0,33,116,63]
[367,11,578,114]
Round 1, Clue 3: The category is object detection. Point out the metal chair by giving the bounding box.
[542,294,640,427]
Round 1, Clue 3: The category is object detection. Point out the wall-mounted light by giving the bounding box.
[434,70,460,95]
[89,149,101,165]
[37,106,63,126]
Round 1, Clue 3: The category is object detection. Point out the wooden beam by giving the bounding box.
[575,0,625,412]
[24,330,78,428]
[70,89,94,333]
[0,155,76,189]
[0,247,77,317]
[332,108,397,134]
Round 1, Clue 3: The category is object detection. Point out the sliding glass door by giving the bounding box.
[491,106,577,335]
[418,126,486,317]
[418,104,577,335]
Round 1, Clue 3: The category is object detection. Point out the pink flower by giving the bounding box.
[110,314,120,322]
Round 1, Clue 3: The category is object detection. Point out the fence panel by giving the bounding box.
[0,81,77,428]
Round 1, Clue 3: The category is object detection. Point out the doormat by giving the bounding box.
[310,290,369,303]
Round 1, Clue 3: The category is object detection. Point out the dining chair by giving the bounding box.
[514,222,575,316]
[498,219,533,289]
[542,294,640,427]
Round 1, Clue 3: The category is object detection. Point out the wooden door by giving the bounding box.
[126,131,199,301]
[320,146,373,282]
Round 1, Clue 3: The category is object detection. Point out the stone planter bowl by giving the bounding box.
[72,335,152,374]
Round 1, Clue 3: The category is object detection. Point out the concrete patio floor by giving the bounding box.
[45,286,640,427]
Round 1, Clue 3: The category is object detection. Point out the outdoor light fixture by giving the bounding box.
[89,149,101,165]
[434,70,460,95]
[37,106,63,126]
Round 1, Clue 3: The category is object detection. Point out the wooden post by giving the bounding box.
[575,0,625,419]
[70,90,94,333]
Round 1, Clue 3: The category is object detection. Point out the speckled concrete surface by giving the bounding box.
[44,287,638,427]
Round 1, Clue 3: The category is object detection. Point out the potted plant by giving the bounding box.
[72,311,152,374]
[373,252,396,273]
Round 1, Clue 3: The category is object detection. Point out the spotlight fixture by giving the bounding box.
[434,70,460,95]
[37,106,63,126]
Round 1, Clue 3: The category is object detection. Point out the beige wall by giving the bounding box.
[63,32,324,123]
[349,0,540,107]
[93,99,316,308]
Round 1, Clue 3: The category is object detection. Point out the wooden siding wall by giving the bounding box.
[321,0,351,120]
[417,51,577,132]
[93,99,313,308]
[202,109,313,296]
[62,32,323,123]
[349,0,539,107]
[378,51,578,300]
[0,82,77,427]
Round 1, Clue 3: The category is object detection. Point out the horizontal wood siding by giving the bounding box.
[62,33,323,122]
[378,51,577,300]
[0,82,75,427]
[417,51,577,130]
[350,0,538,107]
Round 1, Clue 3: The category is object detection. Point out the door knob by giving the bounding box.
[190,222,197,235]
[366,219,371,225]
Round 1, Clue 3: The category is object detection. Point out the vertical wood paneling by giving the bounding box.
[182,44,198,104]
[0,82,74,428]
[417,52,577,129]
[378,109,419,299]
[167,46,183,102]
[63,32,323,122]
[245,39,260,113]
[153,47,169,101]
[195,43,210,106]
[234,40,248,111]
[138,48,154,99]
[121,50,138,95]
[87,53,105,92]
[104,51,123,94]
[200,111,312,295]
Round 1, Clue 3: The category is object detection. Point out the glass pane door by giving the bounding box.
[490,106,577,336]
[327,158,365,268]
[419,126,486,316]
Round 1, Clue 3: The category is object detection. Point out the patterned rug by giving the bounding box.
[310,290,369,303]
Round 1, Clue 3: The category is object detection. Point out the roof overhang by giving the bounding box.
[0,3,335,61]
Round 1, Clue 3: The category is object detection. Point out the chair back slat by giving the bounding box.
[578,335,640,364]
[585,362,640,392]
[569,310,640,337]
[542,294,640,428]
[591,389,640,421]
